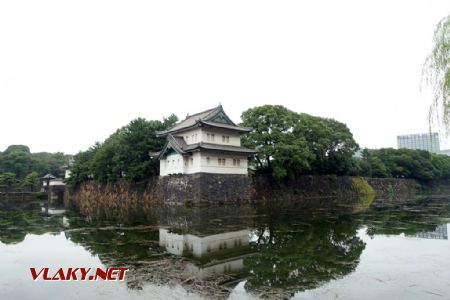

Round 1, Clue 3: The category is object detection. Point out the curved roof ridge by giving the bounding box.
[157,104,241,136]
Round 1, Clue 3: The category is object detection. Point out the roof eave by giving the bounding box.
[198,120,254,133]
[156,122,202,137]
[183,144,257,155]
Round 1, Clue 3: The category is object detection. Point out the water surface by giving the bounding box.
[1,196,450,299]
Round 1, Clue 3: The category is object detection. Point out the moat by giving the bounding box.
[1,195,450,299]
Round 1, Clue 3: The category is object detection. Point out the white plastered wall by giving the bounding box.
[160,153,184,176]
[201,129,241,147]
[188,152,248,175]
[180,128,202,145]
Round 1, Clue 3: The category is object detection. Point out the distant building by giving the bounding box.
[40,174,65,191]
[397,132,440,153]
[439,149,450,156]
[62,156,74,179]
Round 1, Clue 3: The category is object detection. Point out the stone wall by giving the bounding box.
[252,175,362,201]
[366,178,417,200]
[66,174,419,220]
[252,175,418,202]
[154,173,253,204]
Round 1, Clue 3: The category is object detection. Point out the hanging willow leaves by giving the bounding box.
[423,15,450,131]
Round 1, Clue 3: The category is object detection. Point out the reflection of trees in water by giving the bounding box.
[65,200,370,299]
[244,214,365,299]
[0,201,63,244]
[357,197,450,237]
[3,196,450,299]
[65,225,161,264]
[65,223,239,299]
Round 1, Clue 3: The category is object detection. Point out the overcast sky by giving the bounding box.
[0,0,449,154]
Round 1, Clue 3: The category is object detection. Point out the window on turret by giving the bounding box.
[206,157,210,165]
[233,159,241,166]
[211,134,215,141]
[222,135,230,143]
[190,157,193,165]
[218,158,226,166]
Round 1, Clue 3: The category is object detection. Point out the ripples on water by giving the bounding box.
[0,195,449,299]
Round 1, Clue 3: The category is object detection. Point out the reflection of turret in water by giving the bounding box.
[159,228,249,257]
[159,228,253,279]
[157,205,256,235]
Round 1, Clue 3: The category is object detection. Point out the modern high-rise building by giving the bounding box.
[397,132,440,153]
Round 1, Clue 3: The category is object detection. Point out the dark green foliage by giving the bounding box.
[241,105,359,179]
[294,113,359,175]
[0,172,17,188]
[0,145,68,188]
[31,152,66,177]
[245,214,365,296]
[0,145,33,178]
[0,201,64,244]
[68,115,178,184]
[358,148,450,182]
[23,172,40,191]
[65,143,100,185]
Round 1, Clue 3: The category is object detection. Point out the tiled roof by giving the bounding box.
[156,105,253,136]
[184,142,257,154]
[157,106,223,135]
[152,134,256,159]
[199,120,252,133]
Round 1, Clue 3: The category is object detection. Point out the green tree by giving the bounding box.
[359,148,450,182]
[91,118,176,182]
[241,105,358,179]
[23,172,40,192]
[359,149,390,178]
[31,152,66,177]
[423,14,450,130]
[0,145,70,186]
[0,172,17,189]
[65,143,100,185]
[293,114,359,175]
[245,214,365,297]
[240,105,313,179]
[0,145,32,178]
[69,115,179,184]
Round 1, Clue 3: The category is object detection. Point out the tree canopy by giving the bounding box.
[356,148,450,182]
[67,115,178,185]
[0,145,70,189]
[241,105,359,179]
